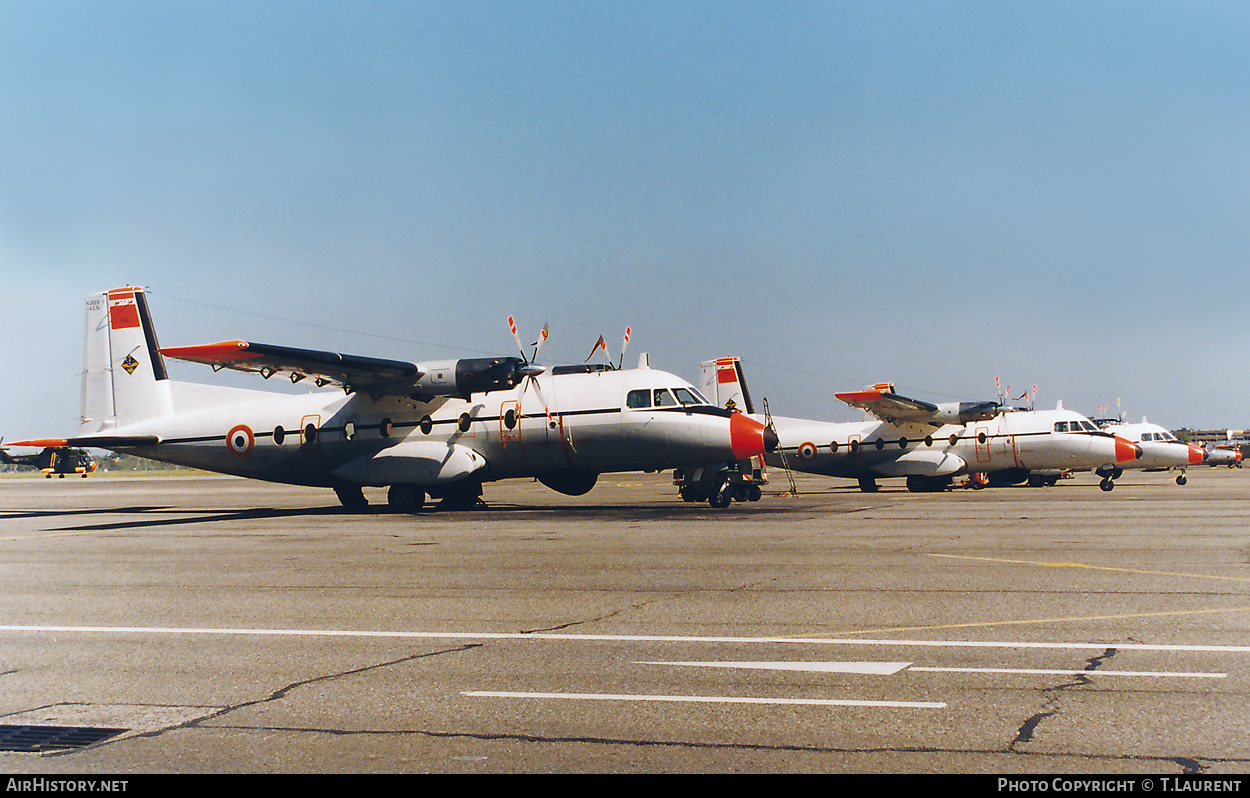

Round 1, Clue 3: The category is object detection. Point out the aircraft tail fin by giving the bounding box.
[699,357,756,415]
[79,286,174,434]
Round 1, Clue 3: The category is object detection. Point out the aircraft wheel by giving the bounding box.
[1099,478,1115,492]
[678,485,698,502]
[439,480,482,511]
[388,484,426,513]
[1176,473,1187,486]
[858,477,879,493]
[334,485,369,509]
[709,481,732,509]
[747,484,762,502]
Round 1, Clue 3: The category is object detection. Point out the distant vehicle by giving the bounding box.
[699,358,1142,492]
[8,286,776,511]
[1096,418,1206,485]
[0,445,96,478]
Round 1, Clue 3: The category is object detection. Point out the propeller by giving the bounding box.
[584,326,632,369]
[507,316,551,424]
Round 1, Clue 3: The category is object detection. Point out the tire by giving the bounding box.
[387,484,426,513]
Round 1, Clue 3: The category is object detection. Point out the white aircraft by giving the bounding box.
[1202,444,1244,468]
[9,287,777,511]
[699,358,1143,493]
[1096,417,1207,485]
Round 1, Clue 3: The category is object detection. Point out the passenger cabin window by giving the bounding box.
[627,389,650,409]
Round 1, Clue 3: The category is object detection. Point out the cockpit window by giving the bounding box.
[672,387,703,406]
[1054,421,1069,432]
[653,389,678,407]
[626,389,650,409]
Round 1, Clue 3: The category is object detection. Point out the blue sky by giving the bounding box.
[3,0,1247,439]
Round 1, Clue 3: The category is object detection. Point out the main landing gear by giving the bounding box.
[674,462,766,508]
[334,480,484,513]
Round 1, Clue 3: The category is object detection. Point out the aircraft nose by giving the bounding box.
[729,413,772,459]
[1114,436,1142,463]
[763,423,780,453]
[1188,444,1206,465]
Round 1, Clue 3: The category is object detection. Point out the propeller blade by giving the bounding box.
[584,335,607,363]
[619,326,631,369]
[508,315,527,361]
[531,323,549,362]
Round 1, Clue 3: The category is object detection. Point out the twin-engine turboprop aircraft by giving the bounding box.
[700,357,1142,492]
[1095,417,1206,485]
[8,287,776,511]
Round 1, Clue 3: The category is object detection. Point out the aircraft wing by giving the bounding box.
[835,383,941,423]
[835,383,1000,426]
[161,340,422,393]
[161,340,539,399]
[7,435,161,449]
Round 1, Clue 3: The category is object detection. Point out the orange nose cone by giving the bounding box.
[729,413,769,459]
[1114,436,1142,463]
[1188,444,1206,465]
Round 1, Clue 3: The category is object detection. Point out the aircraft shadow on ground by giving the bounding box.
[1,499,809,533]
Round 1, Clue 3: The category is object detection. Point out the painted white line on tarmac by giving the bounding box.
[1,625,1248,654]
[909,666,1226,678]
[462,691,946,709]
[639,661,912,675]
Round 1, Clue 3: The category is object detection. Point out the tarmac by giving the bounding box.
[1,466,1247,774]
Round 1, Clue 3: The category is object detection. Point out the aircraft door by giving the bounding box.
[500,400,524,460]
[974,426,991,464]
[300,415,322,451]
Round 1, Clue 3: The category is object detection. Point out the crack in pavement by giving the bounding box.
[41,642,485,756]
[1011,648,1117,750]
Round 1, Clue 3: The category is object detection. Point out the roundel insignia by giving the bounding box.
[797,441,818,461]
[227,424,255,457]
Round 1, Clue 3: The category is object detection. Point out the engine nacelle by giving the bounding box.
[408,357,544,398]
[930,401,1002,424]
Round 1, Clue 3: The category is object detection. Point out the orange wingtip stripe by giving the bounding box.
[160,341,256,362]
[836,390,888,403]
[7,439,69,448]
